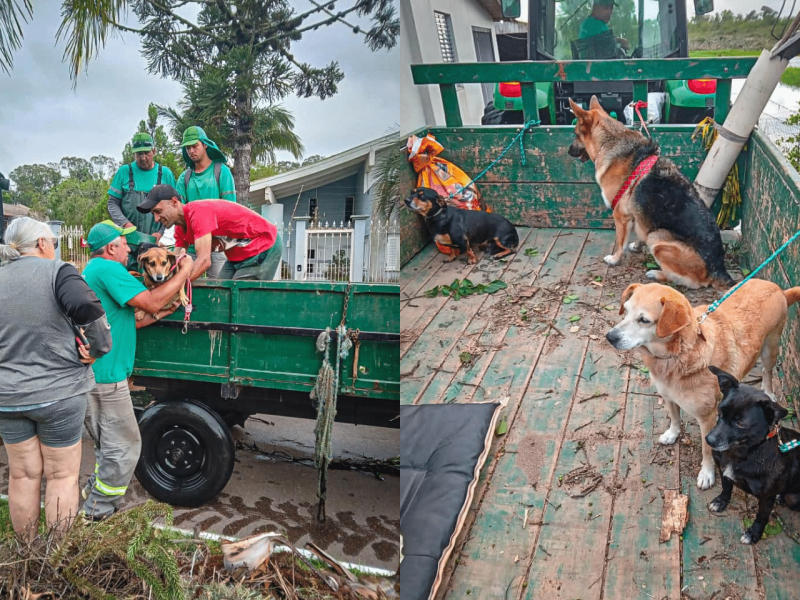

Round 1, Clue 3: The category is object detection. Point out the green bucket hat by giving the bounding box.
[180,125,228,167]
[87,220,136,251]
[131,132,154,152]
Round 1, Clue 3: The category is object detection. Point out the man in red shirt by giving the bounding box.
[136,184,283,281]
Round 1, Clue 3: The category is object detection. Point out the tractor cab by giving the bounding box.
[486,0,717,125]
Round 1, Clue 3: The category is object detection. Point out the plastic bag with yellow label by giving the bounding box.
[407,134,490,254]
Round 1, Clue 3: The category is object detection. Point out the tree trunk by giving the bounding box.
[233,92,253,204]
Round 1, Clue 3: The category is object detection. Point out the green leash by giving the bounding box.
[698,228,800,324]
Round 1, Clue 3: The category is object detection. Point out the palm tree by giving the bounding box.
[0,0,31,74]
[372,134,404,220]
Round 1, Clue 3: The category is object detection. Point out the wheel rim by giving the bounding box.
[148,424,208,491]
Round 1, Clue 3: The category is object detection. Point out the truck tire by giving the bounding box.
[135,399,235,507]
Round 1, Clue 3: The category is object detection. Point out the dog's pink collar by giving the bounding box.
[611,154,658,210]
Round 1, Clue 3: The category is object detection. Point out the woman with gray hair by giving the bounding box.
[0,217,112,539]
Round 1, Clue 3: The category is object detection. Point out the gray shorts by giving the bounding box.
[0,393,88,447]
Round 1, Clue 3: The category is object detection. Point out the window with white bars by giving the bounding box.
[435,12,457,63]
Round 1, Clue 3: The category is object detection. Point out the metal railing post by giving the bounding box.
[292,216,311,281]
[350,215,368,283]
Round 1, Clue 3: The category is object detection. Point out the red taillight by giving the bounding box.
[688,79,717,94]
[498,81,522,98]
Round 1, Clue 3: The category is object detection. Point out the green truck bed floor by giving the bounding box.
[400,228,800,600]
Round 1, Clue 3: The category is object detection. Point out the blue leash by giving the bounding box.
[698,227,800,323]
[445,119,540,200]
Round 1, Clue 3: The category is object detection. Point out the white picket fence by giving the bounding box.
[60,225,91,272]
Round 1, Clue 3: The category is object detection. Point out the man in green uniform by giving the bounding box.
[578,0,629,58]
[80,221,192,521]
[176,126,236,278]
[107,132,178,268]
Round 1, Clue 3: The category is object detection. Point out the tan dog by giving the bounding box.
[135,247,189,321]
[568,95,734,290]
[606,279,800,489]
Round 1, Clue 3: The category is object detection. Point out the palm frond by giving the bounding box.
[0,0,32,74]
[56,0,127,83]
[372,138,405,220]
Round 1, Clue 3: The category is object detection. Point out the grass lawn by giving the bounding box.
[690,49,800,88]
[689,49,762,57]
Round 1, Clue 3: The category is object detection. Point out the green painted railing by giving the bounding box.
[410,57,758,127]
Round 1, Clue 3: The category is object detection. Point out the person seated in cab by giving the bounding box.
[578,0,630,58]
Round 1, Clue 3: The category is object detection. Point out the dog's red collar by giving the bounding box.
[767,425,779,439]
[611,154,659,210]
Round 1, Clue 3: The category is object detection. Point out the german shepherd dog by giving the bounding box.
[405,187,519,264]
[568,96,734,290]
[134,244,189,321]
[706,366,800,545]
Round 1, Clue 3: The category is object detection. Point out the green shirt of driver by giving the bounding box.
[579,15,610,39]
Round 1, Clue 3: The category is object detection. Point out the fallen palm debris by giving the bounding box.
[0,501,398,600]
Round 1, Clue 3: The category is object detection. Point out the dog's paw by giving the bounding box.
[628,241,643,253]
[659,428,680,445]
[697,466,716,490]
[604,254,620,266]
[708,496,729,513]
[740,528,761,545]
[645,269,663,280]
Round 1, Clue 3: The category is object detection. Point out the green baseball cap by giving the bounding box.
[181,126,207,147]
[87,220,136,251]
[131,132,154,152]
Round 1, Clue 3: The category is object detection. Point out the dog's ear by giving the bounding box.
[761,400,789,428]
[436,195,447,207]
[568,98,586,118]
[589,95,605,113]
[167,253,177,268]
[619,283,640,315]
[656,296,692,338]
[138,250,150,266]
[708,366,739,397]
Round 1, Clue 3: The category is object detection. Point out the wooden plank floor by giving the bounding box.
[400,228,800,600]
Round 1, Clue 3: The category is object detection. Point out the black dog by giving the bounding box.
[404,187,519,264]
[706,366,800,544]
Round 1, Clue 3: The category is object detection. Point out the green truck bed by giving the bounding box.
[401,57,800,599]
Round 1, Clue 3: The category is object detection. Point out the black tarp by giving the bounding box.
[400,402,501,600]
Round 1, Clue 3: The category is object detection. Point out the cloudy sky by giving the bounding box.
[0,0,400,176]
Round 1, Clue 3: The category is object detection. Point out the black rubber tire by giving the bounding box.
[481,101,504,125]
[135,400,235,507]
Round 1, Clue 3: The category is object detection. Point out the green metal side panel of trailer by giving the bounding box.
[133,280,399,401]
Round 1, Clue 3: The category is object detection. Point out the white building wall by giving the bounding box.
[400,0,500,133]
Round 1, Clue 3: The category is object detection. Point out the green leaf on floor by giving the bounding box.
[645,262,659,270]
[639,365,649,373]
[496,414,508,436]
[525,248,539,257]
[423,279,508,300]
[459,352,472,364]
[604,304,616,311]
[563,294,579,304]
[483,280,509,294]
[569,315,581,322]
[743,516,782,537]
[424,286,441,298]
[741,268,751,276]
